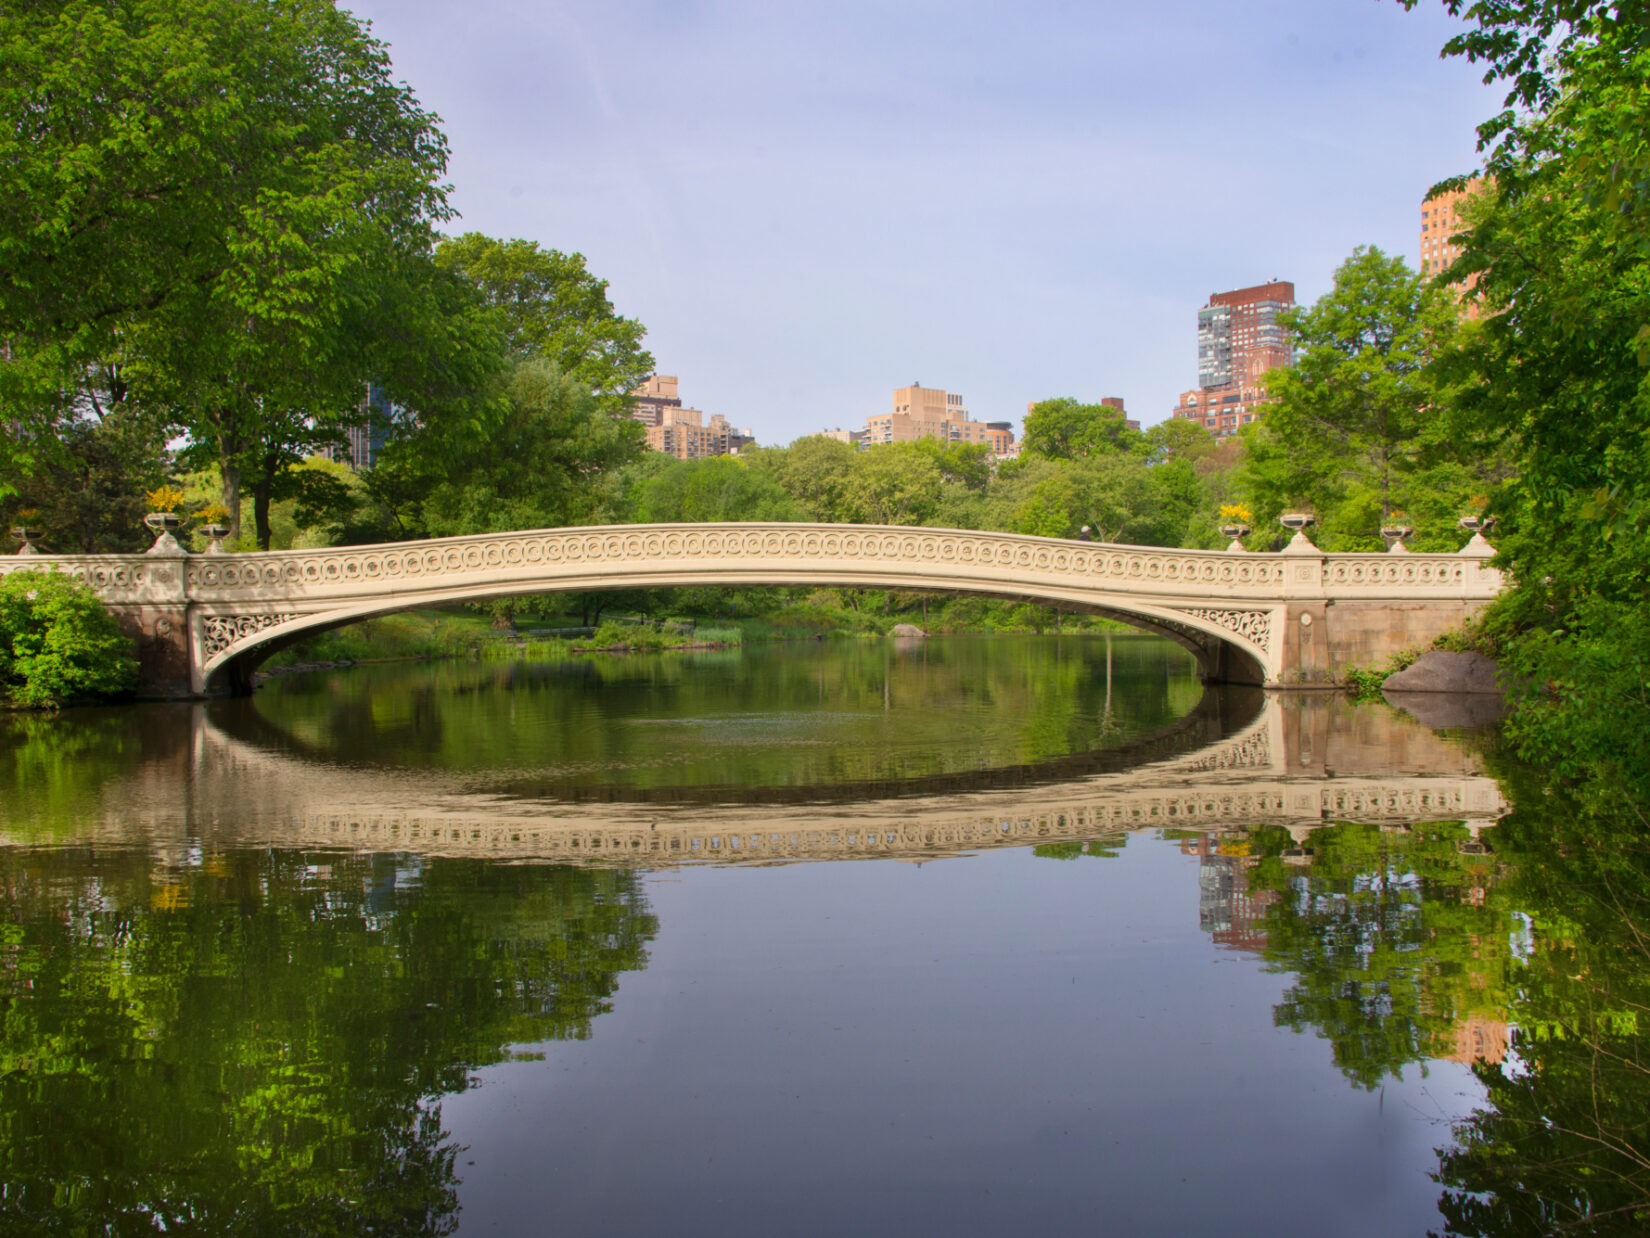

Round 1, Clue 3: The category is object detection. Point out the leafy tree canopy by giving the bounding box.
[434,232,654,404]
[0,0,458,536]
[1240,245,1483,550]
[1021,398,1144,461]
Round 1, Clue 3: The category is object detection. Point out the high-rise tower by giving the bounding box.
[1170,279,1295,439]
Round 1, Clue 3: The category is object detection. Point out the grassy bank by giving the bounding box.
[259,592,1139,672]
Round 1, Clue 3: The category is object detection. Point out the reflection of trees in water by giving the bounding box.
[1240,821,1511,1092]
[0,848,656,1235]
[1429,796,1650,1238]
[1226,785,1650,1236]
[242,636,1205,787]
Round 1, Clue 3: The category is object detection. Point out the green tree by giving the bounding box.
[748,436,859,521]
[434,232,654,408]
[630,456,800,523]
[1022,398,1144,460]
[0,409,170,553]
[1242,246,1472,549]
[419,359,646,538]
[991,454,1178,544]
[1141,418,1216,467]
[0,571,137,708]
[1394,2,1650,799]
[0,846,656,1234]
[0,0,459,542]
[842,444,944,525]
[1243,821,1511,1091]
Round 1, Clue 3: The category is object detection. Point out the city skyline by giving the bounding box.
[346,0,1500,443]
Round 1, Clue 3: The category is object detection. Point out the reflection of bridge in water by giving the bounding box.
[28,694,1507,867]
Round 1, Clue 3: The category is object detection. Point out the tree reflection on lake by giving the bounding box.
[0,848,655,1234]
[0,637,1643,1234]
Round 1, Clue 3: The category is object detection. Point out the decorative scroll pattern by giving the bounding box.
[203,614,294,658]
[1322,787,1470,818]
[0,559,166,594]
[1178,607,1273,649]
[1322,558,1466,587]
[180,526,1292,595]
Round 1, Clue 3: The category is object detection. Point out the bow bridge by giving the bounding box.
[3,522,1503,697]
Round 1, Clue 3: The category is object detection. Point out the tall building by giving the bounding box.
[1420,177,1487,313]
[645,406,755,459]
[630,374,683,426]
[1419,183,1475,278]
[863,384,1015,454]
[631,375,755,458]
[323,382,393,471]
[1170,279,1295,439]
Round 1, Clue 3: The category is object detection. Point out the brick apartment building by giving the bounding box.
[1170,279,1295,439]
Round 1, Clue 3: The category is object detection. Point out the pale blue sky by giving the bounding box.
[348,0,1498,442]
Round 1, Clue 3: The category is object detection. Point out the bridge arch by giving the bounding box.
[194,536,1278,693]
[3,521,1504,696]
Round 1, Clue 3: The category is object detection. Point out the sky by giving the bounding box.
[346,0,1502,444]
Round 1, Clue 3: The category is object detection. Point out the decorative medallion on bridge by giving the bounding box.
[1176,607,1273,648]
[203,614,296,658]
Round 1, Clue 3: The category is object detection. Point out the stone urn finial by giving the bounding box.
[1380,522,1415,554]
[1457,514,1495,556]
[199,523,231,554]
[9,526,43,555]
[1218,522,1251,552]
[143,511,188,557]
[1278,511,1319,554]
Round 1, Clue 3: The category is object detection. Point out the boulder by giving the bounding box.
[890,623,927,638]
[1381,650,1503,695]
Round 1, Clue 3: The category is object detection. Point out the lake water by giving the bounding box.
[0,635,1639,1236]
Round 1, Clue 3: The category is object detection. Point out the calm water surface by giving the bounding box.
[0,635,1641,1236]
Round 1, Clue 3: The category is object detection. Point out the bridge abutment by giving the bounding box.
[117,604,195,699]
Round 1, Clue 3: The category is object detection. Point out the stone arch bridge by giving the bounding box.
[2,522,1502,697]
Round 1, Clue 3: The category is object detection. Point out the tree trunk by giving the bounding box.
[252,478,273,551]
[220,454,242,545]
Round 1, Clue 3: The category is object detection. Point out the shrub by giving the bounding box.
[1343,648,1422,701]
[0,571,138,708]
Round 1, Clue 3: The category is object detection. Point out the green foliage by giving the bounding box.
[0,0,468,546]
[841,443,945,524]
[1246,820,1511,1091]
[1500,596,1650,797]
[631,455,799,522]
[0,571,137,708]
[0,847,656,1232]
[1427,774,1650,1237]
[1241,246,1485,550]
[1342,649,1422,701]
[420,359,646,537]
[434,232,654,405]
[1022,398,1143,460]
[0,411,171,553]
[747,436,858,520]
[1389,4,1650,802]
